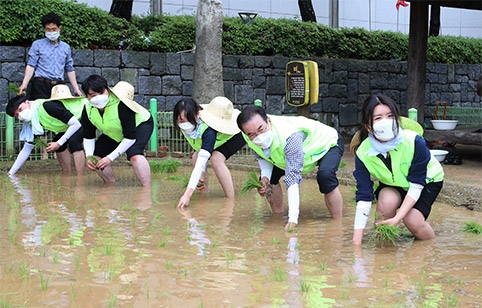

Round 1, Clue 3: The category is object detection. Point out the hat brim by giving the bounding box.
[109,88,144,114]
[199,105,241,135]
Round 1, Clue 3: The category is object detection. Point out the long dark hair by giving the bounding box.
[352,94,401,152]
[173,98,202,131]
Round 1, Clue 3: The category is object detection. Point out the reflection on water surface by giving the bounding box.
[1,167,481,307]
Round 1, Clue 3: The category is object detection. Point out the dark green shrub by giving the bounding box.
[0,0,481,63]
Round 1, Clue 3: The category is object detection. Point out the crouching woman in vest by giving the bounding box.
[173,97,246,208]
[81,75,153,187]
[351,94,444,245]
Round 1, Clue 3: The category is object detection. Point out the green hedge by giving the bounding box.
[1,0,481,64]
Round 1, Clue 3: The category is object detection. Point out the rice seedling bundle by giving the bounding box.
[150,159,181,173]
[34,137,48,149]
[374,224,401,244]
[240,171,263,195]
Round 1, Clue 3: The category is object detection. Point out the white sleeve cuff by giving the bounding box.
[57,117,81,146]
[287,184,300,224]
[187,149,211,190]
[257,158,273,180]
[354,200,372,230]
[9,143,34,175]
[107,138,135,162]
[83,138,96,157]
[407,182,424,202]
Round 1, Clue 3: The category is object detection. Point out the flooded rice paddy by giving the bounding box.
[1,166,481,307]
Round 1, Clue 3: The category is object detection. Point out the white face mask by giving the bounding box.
[372,118,396,141]
[252,130,273,149]
[18,108,33,122]
[178,122,195,135]
[90,94,109,109]
[45,31,60,41]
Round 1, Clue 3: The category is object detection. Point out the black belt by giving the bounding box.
[34,77,65,85]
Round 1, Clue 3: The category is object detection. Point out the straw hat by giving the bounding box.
[200,96,241,135]
[109,81,145,114]
[49,85,79,100]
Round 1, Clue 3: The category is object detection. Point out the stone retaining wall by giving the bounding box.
[1,46,480,136]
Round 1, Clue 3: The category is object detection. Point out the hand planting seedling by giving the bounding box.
[240,171,264,195]
[374,224,401,245]
[86,155,99,164]
[34,137,48,149]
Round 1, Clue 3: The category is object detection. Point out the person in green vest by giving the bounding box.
[236,105,344,231]
[173,97,246,208]
[351,94,444,245]
[5,84,86,175]
[80,75,153,187]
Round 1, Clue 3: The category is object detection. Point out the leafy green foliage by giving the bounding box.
[1,0,481,63]
[86,156,98,164]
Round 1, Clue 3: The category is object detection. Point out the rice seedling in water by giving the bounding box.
[240,171,264,195]
[272,267,287,282]
[167,175,189,188]
[461,221,482,234]
[374,224,401,245]
[317,261,328,270]
[150,158,181,173]
[39,272,51,291]
[18,261,31,280]
[297,279,311,292]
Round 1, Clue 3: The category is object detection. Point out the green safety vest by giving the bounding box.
[356,129,444,189]
[36,97,86,133]
[85,94,150,142]
[243,115,339,174]
[184,121,234,152]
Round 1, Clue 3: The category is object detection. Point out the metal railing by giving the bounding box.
[0,109,252,162]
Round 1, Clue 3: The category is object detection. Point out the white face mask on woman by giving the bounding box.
[178,122,195,135]
[45,31,60,41]
[18,108,33,122]
[372,118,396,141]
[90,94,109,109]
[252,130,273,149]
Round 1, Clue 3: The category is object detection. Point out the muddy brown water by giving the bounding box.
[1,167,481,307]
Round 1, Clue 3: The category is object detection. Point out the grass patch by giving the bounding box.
[461,221,482,234]
[150,159,181,173]
[240,171,263,195]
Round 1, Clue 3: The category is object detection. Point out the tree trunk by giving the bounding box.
[298,0,317,22]
[429,5,440,37]
[109,0,133,22]
[192,0,224,105]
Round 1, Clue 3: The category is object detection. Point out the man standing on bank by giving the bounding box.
[18,12,82,99]
[81,75,153,187]
[237,105,344,231]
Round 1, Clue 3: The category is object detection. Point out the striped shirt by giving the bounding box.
[27,38,75,81]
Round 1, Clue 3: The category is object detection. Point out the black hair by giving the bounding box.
[81,74,108,95]
[41,12,61,28]
[173,98,202,131]
[236,105,268,133]
[5,95,28,117]
[352,94,401,152]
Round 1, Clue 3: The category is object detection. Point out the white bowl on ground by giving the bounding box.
[430,120,458,130]
[430,149,449,162]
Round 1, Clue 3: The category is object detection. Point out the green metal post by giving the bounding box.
[5,115,15,158]
[149,98,158,153]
